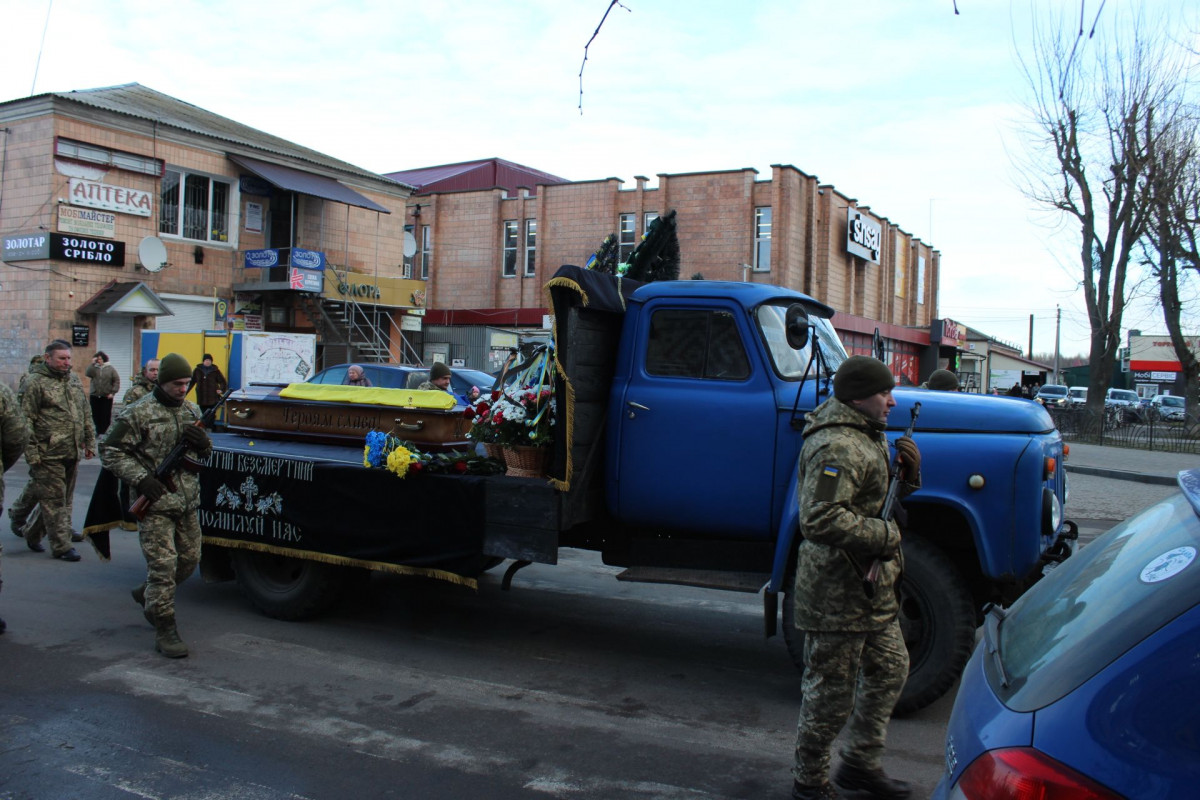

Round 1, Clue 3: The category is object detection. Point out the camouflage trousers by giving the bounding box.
[139,509,202,622]
[14,459,79,557]
[792,619,909,786]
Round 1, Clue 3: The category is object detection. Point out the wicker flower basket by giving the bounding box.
[503,445,548,478]
[482,442,506,465]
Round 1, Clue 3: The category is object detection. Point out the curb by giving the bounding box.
[1064,464,1178,486]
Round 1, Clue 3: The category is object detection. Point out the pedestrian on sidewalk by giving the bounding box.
[85,351,121,434]
[189,354,227,416]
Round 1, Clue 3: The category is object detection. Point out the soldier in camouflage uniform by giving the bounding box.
[122,358,160,407]
[13,341,96,562]
[101,353,211,658]
[417,361,453,392]
[0,382,30,634]
[790,356,920,800]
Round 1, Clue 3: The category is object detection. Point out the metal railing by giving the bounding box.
[1048,407,1200,454]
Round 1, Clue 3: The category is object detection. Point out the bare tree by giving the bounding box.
[1015,6,1186,415]
[1144,114,1200,420]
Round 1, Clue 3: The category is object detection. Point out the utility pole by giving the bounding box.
[1028,314,1034,359]
[1054,305,1061,383]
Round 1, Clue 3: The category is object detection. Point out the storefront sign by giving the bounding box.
[244,249,280,268]
[50,233,125,265]
[68,178,152,217]
[71,325,90,347]
[323,274,426,308]
[847,209,882,264]
[289,267,323,292]
[400,315,423,331]
[932,318,966,347]
[2,232,50,261]
[58,206,116,238]
[239,175,274,196]
[290,247,325,270]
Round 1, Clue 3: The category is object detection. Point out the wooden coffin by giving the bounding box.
[223,384,471,450]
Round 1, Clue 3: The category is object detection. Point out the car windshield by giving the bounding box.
[1069,388,1087,398]
[993,490,1200,711]
[756,303,847,379]
[1110,390,1138,402]
[1039,386,1067,397]
[1162,396,1185,408]
[450,368,495,396]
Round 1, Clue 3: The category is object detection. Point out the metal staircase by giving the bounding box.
[295,275,422,366]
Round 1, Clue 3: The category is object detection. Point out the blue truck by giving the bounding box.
[199,270,1075,714]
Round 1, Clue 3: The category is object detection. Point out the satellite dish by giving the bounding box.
[403,231,417,258]
[138,236,168,273]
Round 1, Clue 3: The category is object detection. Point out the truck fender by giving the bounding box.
[767,459,804,595]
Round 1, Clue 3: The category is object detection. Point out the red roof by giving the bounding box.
[384,158,568,197]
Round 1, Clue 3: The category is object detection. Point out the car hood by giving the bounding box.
[889,388,1055,434]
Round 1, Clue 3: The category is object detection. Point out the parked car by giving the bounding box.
[1152,393,1187,422]
[934,468,1200,800]
[1105,388,1143,422]
[307,363,495,402]
[1066,386,1088,407]
[1034,384,1069,407]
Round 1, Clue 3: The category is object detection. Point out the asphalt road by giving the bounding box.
[0,459,1172,799]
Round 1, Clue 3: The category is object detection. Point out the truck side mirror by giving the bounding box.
[785,305,810,350]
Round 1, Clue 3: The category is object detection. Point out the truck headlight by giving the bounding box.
[1042,487,1062,535]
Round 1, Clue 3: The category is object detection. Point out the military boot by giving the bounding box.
[153,615,189,659]
[131,583,146,607]
[832,762,911,799]
[791,781,838,800]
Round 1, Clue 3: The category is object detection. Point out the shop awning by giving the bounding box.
[228,155,392,214]
[77,280,173,316]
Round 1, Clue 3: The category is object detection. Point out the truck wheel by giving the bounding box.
[893,533,976,715]
[781,533,976,716]
[230,549,347,620]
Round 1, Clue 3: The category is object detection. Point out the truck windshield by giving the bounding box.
[756,303,847,379]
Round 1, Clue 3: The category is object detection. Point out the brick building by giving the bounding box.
[387,162,938,382]
[0,83,416,389]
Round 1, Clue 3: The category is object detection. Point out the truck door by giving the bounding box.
[613,304,777,537]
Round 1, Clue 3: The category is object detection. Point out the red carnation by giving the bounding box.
[409,461,424,473]
[454,460,468,473]
[462,407,476,419]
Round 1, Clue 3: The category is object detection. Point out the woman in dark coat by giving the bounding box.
[189,354,228,414]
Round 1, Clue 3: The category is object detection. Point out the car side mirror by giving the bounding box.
[785,304,810,350]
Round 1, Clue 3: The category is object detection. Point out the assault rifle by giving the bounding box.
[129,388,234,520]
[863,401,921,598]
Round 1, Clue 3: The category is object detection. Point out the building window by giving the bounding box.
[160,168,233,244]
[524,219,537,277]
[618,213,636,263]
[917,255,926,305]
[644,212,659,232]
[420,225,431,280]
[502,220,518,277]
[753,207,772,272]
[402,224,414,279]
[56,137,162,177]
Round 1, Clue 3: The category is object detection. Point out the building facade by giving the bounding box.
[0,83,417,389]
[392,164,939,381]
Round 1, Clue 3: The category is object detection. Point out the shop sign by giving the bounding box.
[71,325,90,347]
[933,318,966,347]
[244,248,280,268]
[50,233,125,265]
[400,315,422,331]
[2,232,50,261]
[68,178,152,217]
[290,247,326,270]
[58,206,116,238]
[847,209,882,263]
[289,267,322,292]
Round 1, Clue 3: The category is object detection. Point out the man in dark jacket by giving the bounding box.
[790,356,920,800]
[85,350,121,434]
[122,358,160,406]
[189,354,228,415]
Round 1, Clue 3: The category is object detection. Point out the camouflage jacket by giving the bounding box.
[101,394,210,514]
[85,361,121,397]
[122,375,154,406]
[0,383,29,505]
[792,397,920,632]
[21,363,96,466]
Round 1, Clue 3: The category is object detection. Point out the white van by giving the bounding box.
[1066,387,1088,407]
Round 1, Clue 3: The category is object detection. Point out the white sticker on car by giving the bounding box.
[1139,546,1196,584]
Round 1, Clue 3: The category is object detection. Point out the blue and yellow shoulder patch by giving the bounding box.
[815,463,842,501]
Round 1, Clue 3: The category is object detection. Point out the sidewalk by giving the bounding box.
[1064,442,1200,485]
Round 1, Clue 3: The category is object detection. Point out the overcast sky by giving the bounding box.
[2,0,1196,358]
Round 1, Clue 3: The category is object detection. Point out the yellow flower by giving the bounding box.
[363,445,371,468]
[386,444,413,478]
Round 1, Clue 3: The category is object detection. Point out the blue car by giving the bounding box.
[935,468,1200,800]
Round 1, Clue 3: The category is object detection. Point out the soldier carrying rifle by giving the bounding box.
[101,353,216,658]
[789,356,921,800]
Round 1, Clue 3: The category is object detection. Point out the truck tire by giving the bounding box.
[230,549,348,621]
[781,533,976,716]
